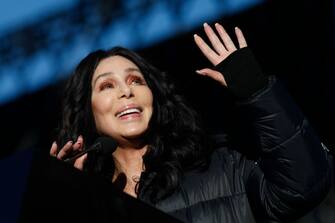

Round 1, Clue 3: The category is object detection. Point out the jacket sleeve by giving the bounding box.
[214,48,331,221]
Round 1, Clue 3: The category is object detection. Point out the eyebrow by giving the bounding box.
[93,67,141,87]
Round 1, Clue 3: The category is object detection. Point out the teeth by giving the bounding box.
[117,108,141,118]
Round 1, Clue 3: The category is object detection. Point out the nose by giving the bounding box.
[117,84,133,99]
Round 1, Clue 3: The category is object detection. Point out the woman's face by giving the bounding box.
[91,55,153,143]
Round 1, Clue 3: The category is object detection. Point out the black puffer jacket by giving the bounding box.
[139,49,331,223]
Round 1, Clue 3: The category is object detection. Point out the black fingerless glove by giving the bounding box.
[214,47,268,99]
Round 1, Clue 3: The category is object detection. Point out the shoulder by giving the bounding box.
[208,133,256,173]
[181,143,255,197]
[152,144,256,213]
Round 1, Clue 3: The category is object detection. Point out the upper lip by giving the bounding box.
[115,104,142,117]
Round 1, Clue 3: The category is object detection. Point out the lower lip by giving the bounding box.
[119,113,141,120]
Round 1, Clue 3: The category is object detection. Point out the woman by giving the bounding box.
[50,23,330,222]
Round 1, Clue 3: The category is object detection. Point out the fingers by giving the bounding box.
[53,135,84,160]
[214,23,237,51]
[57,141,74,159]
[194,22,247,67]
[50,141,58,157]
[196,68,227,86]
[72,135,84,152]
[194,34,220,65]
[235,27,247,48]
[203,23,226,54]
[74,153,88,170]
[49,136,87,170]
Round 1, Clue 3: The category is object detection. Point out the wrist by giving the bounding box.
[215,47,268,99]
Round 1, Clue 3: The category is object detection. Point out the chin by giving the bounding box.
[121,130,146,139]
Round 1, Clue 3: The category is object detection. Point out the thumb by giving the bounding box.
[74,153,88,170]
[196,68,227,86]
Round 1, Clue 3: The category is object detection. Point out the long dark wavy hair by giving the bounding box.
[56,47,212,203]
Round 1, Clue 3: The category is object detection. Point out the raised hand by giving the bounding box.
[194,22,247,86]
[49,135,87,170]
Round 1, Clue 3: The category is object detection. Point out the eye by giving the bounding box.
[128,76,146,85]
[99,82,114,91]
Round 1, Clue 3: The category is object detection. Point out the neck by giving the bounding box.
[112,144,147,197]
[113,144,147,176]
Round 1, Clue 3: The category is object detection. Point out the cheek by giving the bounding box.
[92,94,114,112]
[143,90,154,116]
[91,96,114,125]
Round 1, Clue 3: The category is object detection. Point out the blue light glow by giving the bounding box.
[0,0,77,36]
[0,0,264,105]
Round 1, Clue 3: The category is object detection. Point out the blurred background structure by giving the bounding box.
[0,0,334,222]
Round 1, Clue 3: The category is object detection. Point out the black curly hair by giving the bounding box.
[56,47,212,203]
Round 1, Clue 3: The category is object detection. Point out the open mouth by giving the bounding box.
[115,107,142,118]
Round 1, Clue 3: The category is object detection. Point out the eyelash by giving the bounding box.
[128,76,145,85]
[99,76,146,91]
[99,82,114,90]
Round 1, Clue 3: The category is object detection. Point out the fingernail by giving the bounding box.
[196,70,204,75]
[203,23,208,27]
[193,34,198,38]
[235,26,239,30]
